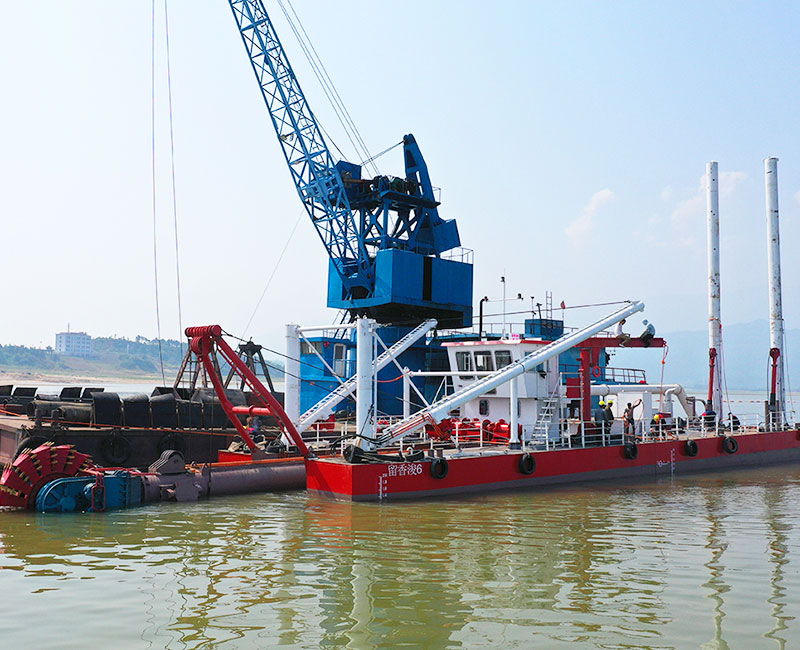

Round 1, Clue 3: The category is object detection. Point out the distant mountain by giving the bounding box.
[613,320,800,391]
[0,335,284,382]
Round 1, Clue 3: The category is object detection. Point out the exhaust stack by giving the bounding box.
[706,162,723,415]
[765,157,786,429]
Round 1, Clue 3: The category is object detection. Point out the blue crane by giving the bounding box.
[228,0,472,327]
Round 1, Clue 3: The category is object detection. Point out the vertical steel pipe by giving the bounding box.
[284,324,301,429]
[765,157,786,427]
[356,318,375,450]
[509,375,520,449]
[706,162,723,415]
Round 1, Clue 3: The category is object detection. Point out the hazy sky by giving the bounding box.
[1,1,799,354]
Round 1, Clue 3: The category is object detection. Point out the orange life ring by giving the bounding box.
[591,366,601,378]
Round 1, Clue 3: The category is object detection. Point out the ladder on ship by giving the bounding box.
[531,386,560,446]
[297,319,437,432]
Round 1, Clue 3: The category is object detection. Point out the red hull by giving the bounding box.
[306,430,800,501]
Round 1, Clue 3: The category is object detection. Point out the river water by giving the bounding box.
[2,463,800,649]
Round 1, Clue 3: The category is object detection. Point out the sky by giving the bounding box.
[1,1,799,358]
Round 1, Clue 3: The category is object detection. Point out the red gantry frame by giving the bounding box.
[185,325,311,458]
[575,336,666,426]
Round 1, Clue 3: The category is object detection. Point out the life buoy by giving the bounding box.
[623,442,638,459]
[101,433,132,466]
[684,439,699,457]
[722,436,738,454]
[430,457,449,479]
[518,453,536,475]
[157,431,186,456]
[592,366,601,378]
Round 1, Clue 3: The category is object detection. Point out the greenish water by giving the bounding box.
[2,466,800,649]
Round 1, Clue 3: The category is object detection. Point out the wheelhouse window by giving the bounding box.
[301,341,323,356]
[495,350,512,369]
[474,351,494,373]
[456,351,473,379]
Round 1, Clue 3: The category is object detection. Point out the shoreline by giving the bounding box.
[0,370,167,386]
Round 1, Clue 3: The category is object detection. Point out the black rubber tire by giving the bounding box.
[723,436,738,454]
[518,453,536,475]
[685,439,699,457]
[157,431,186,456]
[101,433,132,466]
[13,435,50,459]
[430,457,449,479]
[623,442,639,460]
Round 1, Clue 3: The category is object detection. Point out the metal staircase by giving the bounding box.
[297,319,437,432]
[531,390,560,445]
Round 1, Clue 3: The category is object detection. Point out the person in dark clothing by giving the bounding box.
[623,399,642,435]
[702,407,717,432]
[603,400,615,441]
[640,320,656,347]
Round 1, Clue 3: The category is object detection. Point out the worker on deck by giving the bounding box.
[640,320,656,347]
[702,404,718,433]
[615,319,632,347]
[604,400,616,442]
[650,413,664,438]
[623,399,642,435]
[594,400,607,439]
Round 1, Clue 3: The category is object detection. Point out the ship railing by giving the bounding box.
[559,363,646,384]
[440,247,474,264]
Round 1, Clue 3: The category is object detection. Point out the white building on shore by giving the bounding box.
[55,329,93,357]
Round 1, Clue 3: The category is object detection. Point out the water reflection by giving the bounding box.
[0,467,799,648]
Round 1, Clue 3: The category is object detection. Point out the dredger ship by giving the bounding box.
[1,3,796,510]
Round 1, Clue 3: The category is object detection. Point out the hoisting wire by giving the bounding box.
[359,140,403,169]
[657,344,669,413]
[717,321,732,418]
[151,0,166,386]
[781,325,796,423]
[163,0,184,353]
[477,300,631,321]
[241,212,303,338]
[277,0,380,176]
[283,0,377,172]
[276,0,368,169]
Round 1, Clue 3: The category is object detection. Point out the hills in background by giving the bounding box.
[0,335,285,382]
[613,320,800,391]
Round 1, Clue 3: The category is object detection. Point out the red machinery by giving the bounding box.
[184,325,310,458]
[0,443,94,508]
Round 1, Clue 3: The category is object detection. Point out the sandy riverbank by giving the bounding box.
[0,370,165,386]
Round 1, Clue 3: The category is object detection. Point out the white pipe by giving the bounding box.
[284,324,301,425]
[706,161,723,414]
[380,301,645,444]
[509,376,519,448]
[402,369,411,419]
[589,383,693,418]
[298,323,358,333]
[406,371,494,377]
[355,318,375,450]
[765,157,786,423]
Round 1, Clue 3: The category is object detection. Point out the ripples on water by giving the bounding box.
[1,466,799,649]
